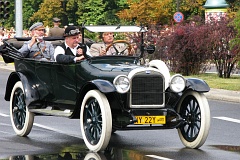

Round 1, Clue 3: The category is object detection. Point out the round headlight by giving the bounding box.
[170,74,186,93]
[113,75,130,93]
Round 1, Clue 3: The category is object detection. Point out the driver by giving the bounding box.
[89,32,135,56]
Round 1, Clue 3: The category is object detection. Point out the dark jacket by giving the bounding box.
[55,43,76,63]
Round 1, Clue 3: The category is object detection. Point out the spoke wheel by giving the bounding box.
[10,81,34,136]
[177,90,210,148]
[80,90,112,152]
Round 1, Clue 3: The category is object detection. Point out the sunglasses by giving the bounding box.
[65,29,80,36]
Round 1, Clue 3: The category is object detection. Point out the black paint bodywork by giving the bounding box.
[1,37,210,130]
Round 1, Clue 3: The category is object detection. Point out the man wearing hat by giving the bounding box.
[18,22,55,61]
[48,17,64,37]
[54,26,85,63]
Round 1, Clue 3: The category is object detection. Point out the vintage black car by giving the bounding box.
[0,25,210,152]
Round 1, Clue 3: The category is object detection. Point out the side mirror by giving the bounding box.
[145,45,155,54]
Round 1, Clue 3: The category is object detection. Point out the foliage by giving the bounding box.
[117,0,206,25]
[22,0,43,29]
[160,17,211,75]
[65,0,79,26]
[206,19,238,78]
[226,0,240,18]
[231,9,240,74]
[117,0,174,25]
[30,0,65,27]
[76,0,106,25]
[2,0,238,31]
[133,15,238,78]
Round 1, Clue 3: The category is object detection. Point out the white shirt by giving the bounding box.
[54,42,91,62]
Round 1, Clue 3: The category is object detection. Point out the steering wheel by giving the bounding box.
[105,40,132,55]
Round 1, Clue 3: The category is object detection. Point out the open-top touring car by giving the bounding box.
[0,25,210,152]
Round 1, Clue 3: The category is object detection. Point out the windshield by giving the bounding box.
[82,25,146,58]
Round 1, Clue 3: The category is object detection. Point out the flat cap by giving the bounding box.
[53,17,61,22]
[29,22,44,31]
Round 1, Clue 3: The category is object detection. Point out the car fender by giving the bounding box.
[149,60,170,90]
[186,78,210,92]
[5,72,40,106]
[91,79,116,93]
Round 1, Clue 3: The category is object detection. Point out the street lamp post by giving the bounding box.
[15,0,23,37]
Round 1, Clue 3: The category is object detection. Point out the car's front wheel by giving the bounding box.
[177,90,210,149]
[10,81,34,136]
[80,90,112,152]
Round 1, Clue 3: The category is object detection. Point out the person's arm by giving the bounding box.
[56,54,75,63]
[47,42,55,61]
[89,43,101,56]
[54,46,75,63]
[18,41,31,57]
[119,43,135,56]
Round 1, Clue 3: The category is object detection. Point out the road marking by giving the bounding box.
[0,130,14,135]
[33,123,82,139]
[146,155,174,160]
[0,113,9,117]
[0,113,82,138]
[213,116,240,124]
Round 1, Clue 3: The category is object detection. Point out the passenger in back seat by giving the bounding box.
[54,26,86,63]
[18,22,55,61]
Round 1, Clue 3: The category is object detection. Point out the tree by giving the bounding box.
[159,18,211,75]
[117,0,174,25]
[117,0,206,25]
[76,0,106,25]
[65,0,79,26]
[205,19,238,78]
[21,0,42,29]
[230,9,240,75]
[226,0,240,18]
[30,0,64,27]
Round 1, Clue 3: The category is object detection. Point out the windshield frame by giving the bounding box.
[81,25,146,60]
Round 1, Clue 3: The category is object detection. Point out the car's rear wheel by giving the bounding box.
[80,90,112,152]
[10,81,34,136]
[177,90,210,149]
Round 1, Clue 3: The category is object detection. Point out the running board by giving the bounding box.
[30,107,73,117]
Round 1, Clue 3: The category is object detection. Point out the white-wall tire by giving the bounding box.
[177,90,210,148]
[10,81,34,136]
[80,90,112,152]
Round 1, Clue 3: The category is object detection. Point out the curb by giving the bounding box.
[204,89,240,103]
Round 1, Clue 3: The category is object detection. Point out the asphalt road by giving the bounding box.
[1,68,240,160]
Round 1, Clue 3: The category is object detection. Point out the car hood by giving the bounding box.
[91,63,141,72]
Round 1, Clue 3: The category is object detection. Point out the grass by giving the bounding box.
[184,73,240,91]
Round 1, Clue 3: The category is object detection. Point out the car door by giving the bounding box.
[51,62,78,105]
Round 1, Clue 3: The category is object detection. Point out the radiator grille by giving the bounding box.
[131,71,164,107]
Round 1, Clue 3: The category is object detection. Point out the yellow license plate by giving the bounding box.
[134,116,166,124]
